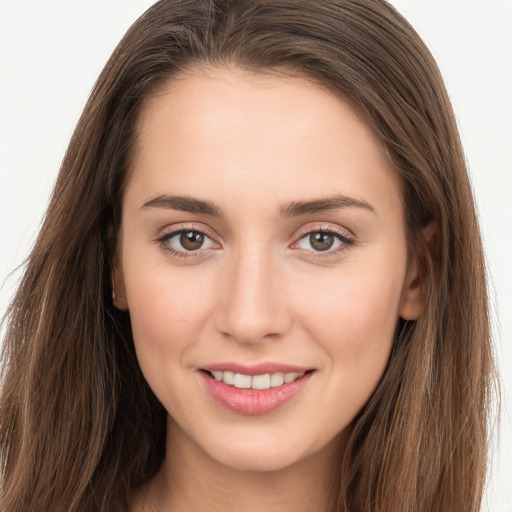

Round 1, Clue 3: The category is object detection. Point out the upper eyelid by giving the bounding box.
[156,222,218,241]
[293,223,354,241]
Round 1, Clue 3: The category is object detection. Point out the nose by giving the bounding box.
[215,246,291,344]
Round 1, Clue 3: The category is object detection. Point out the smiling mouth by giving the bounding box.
[204,370,308,390]
[200,368,315,415]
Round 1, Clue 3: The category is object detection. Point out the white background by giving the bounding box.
[0,1,510,510]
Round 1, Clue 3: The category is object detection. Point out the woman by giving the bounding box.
[0,0,497,511]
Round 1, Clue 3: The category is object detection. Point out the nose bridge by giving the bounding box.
[216,241,289,343]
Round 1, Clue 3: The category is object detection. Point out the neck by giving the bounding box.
[133,417,346,512]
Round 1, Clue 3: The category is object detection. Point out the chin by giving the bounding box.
[209,443,310,473]
[196,424,342,474]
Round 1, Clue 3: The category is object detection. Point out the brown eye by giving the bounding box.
[309,232,335,251]
[180,231,204,250]
[157,228,218,258]
[295,229,352,255]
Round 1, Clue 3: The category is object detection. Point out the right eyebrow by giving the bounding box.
[141,195,223,217]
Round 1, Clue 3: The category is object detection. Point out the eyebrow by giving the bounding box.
[279,195,375,217]
[141,194,375,217]
[141,195,223,216]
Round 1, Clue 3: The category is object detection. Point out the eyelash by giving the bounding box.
[293,226,355,257]
[154,225,355,260]
[154,225,218,260]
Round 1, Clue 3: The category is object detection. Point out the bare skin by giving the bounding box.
[115,66,425,511]
[132,417,346,512]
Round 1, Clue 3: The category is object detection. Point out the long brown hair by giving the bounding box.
[0,1,497,510]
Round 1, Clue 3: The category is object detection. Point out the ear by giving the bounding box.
[112,255,129,310]
[399,222,437,320]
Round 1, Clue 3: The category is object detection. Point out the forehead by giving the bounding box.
[126,67,402,221]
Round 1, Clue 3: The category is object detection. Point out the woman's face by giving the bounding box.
[114,67,422,472]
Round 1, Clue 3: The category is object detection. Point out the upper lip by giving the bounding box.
[200,362,313,375]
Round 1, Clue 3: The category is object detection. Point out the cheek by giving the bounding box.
[299,269,403,339]
[122,256,217,367]
[122,265,222,421]
[293,253,406,386]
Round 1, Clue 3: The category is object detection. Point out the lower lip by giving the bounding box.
[200,371,313,415]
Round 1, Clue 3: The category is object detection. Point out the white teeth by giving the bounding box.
[233,373,252,389]
[210,370,306,389]
[270,372,284,387]
[284,372,297,383]
[223,371,235,385]
[251,374,271,390]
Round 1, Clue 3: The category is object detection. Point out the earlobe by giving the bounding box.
[111,256,129,310]
[399,221,437,321]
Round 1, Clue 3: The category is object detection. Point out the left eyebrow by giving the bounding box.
[279,195,375,217]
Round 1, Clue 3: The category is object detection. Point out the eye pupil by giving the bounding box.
[180,231,204,250]
[310,232,334,251]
